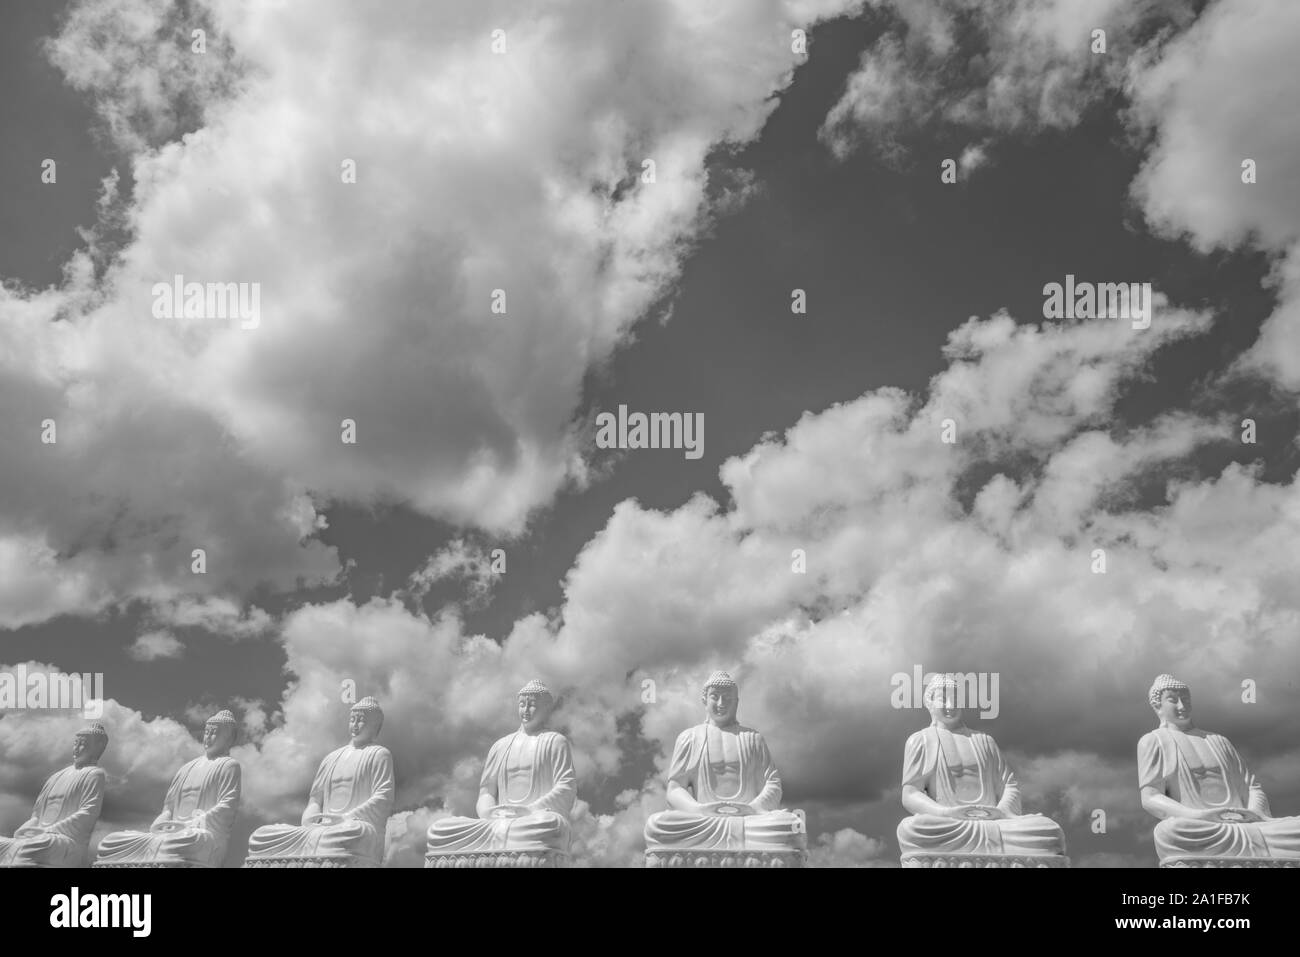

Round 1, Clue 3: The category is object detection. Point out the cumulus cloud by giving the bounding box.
[44,0,245,155]
[10,291,1300,864]
[0,0,864,629]
[128,630,184,661]
[9,0,1300,870]
[820,0,1300,406]
[820,0,1192,163]
[144,596,274,639]
[1125,0,1300,390]
[0,533,110,630]
[808,827,891,866]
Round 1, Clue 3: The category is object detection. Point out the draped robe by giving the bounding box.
[0,765,106,867]
[246,744,394,864]
[1139,726,1300,861]
[896,725,1065,856]
[427,730,575,853]
[96,755,241,866]
[643,723,805,851]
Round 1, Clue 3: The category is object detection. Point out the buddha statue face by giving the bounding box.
[72,732,105,767]
[702,684,739,727]
[518,693,553,734]
[925,682,963,730]
[203,721,235,758]
[348,707,382,745]
[1156,687,1192,730]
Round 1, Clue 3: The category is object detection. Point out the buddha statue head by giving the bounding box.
[924,674,964,730]
[348,696,384,746]
[517,680,555,734]
[73,722,109,767]
[1149,674,1192,730]
[701,671,739,728]
[203,709,238,758]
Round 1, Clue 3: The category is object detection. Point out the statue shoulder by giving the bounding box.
[1203,730,1237,751]
[676,725,704,745]
[1137,728,1171,759]
[365,744,393,760]
[904,728,932,750]
[667,725,703,759]
[538,730,570,747]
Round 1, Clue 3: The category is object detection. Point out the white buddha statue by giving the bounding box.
[0,722,109,868]
[426,680,576,865]
[245,696,395,867]
[897,674,1067,865]
[1139,674,1300,865]
[644,672,806,864]
[95,710,242,868]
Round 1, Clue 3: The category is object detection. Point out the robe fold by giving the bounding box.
[643,723,805,851]
[96,756,241,867]
[427,730,575,853]
[0,765,106,867]
[1139,727,1300,861]
[246,744,394,864]
[896,726,1065,856]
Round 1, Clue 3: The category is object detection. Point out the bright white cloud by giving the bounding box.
[10,296,1300,865]
[0,0,864,629]
[1126,0,1300,390]
[822,0,1300,402]
[8,0,1300,871]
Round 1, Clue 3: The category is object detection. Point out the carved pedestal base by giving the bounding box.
[645,849,807,868]
[425,850,568,868]
[901,852,1070,868]
[92,861,205,868]
[1160,856,1300,869]
[242,855,377,868]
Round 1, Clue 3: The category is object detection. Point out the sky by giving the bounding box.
[2,0,1299,868]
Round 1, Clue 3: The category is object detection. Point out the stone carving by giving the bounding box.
[897,674,1068,868]
[644,671,807,867]
[95,710,241,868]
[1140,674,1300,868]
[426,680,575,868]
[0,723,109,868]
[244,696,394,868]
